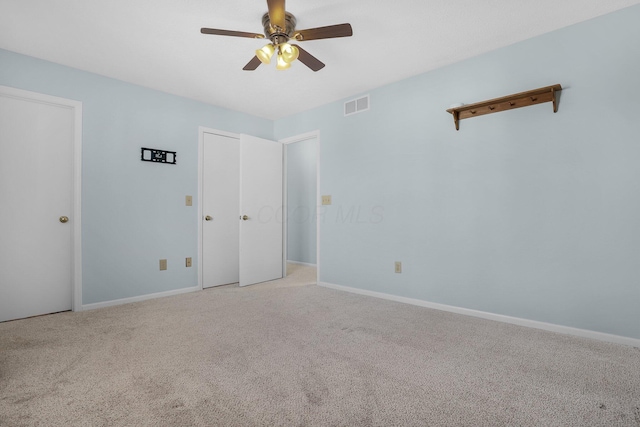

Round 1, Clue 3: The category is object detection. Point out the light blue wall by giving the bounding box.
[0,48,273,304]
[286,138,317,264]
[2,4,640,340]
[275,5,640,340]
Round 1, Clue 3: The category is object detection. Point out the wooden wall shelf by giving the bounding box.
[446,84,562,130]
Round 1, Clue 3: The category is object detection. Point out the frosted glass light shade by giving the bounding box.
[280,43,299,64]
[276,53,291,70]
[256,44,275,64]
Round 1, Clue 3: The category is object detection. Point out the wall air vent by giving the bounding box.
[344,95,370,116]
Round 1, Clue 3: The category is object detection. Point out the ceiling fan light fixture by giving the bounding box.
[276,53,291,70]
[256,43,275,64]
[200,1,352,72]
[280,43,299,64]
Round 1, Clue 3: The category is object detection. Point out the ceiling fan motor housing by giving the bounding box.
[262,12,297,43]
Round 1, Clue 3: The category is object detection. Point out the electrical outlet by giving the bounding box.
[185,195,192,206]
[322,195,332,205]
[395,261,402,273]
[159,259,167,271]
[186,257,192,267]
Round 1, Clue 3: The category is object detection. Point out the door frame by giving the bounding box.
[0,85,83,312]
[280,130,320,284]
[197,127,239,290]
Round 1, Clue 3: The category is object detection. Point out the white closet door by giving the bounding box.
[202,132,240,288]
[0,91,74,321]
[239,134,283,286]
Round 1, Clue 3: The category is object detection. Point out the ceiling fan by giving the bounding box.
[200,0,353,71]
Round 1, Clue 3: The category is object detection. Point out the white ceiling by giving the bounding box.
[1,0,639,120]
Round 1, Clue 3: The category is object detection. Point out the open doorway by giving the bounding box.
[282,132,319,283]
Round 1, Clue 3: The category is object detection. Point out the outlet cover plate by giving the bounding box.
[395,261,402,273]
[322,195,332,205]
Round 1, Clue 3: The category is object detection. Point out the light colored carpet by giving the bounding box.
[248,262,317,289]
[1,267,640,426]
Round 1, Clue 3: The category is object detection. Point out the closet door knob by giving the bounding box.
[205,215,212,221]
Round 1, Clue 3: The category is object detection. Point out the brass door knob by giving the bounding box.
[59,216,69,223]
[205,215,213,221]
[241,215,249,221]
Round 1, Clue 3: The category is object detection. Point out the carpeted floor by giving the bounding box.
[1,265,639,426]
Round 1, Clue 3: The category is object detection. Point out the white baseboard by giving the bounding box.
[318,282,640,348]
[82,286,200,311]
[287,260,317,267]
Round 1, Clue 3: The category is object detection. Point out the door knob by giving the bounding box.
[205,215,213,221]
[59,216,69,223]
[241,215,249,221]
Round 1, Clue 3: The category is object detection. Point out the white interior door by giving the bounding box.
[202,132,240,288]
[0,90,75,321]
[239,134,283,286]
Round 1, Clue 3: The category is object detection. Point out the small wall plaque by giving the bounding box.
[141,147,177,164]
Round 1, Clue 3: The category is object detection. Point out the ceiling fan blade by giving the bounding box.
[201,28,264,39]
[293,45,325,72]
[243,56,262,71]
[294,23,352,41]
[267,0,286,30]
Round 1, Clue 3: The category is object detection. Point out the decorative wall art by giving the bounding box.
[141,147,177,164]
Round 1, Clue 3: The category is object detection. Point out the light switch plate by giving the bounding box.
[322,195,332,205]
[186,257,192,267]
[395,261,402,273]
[185,195,192,206]
[160,259,167,271]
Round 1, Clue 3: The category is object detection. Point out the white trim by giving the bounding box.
[283,142,288,275]
[279,130,321,286]
[287,260,317,267]
[72,97,83,313]
[197,127,240,291]
[318,282,640,348]
[0,85,83,313]
[316,133,320,287]
[280,131,320,145]
[82,286,200,311]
